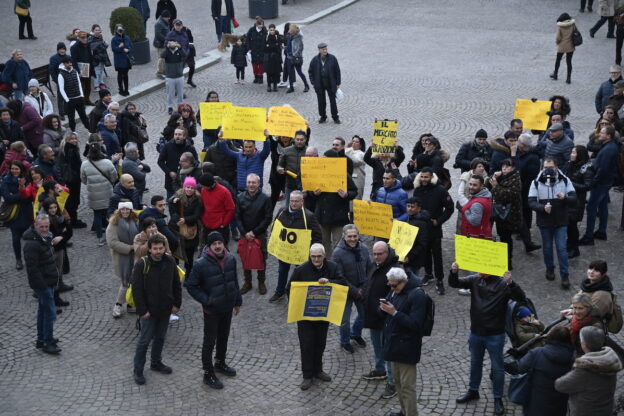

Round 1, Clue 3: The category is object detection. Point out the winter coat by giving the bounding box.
[132,254,182,319]
[449,271,526,336]
[528,170,577,228]
[0,150,31,176]
[278,144,307,190]
[273,207,322,245]
[200,183,235,229]
[542,134,574,168]
[220,139,271,190]
[286,259,347,297]
[345,148,366,198]
[0,173,33,228]
[32,157,59,181]
[555,347,622,416]
[454,140,492,172]
[598,0,616,16]
[230,44,247,67]
[514,319,546,347]
[556,20,576,54]
[16,101,43,150]
[133,230,172,261]
[211,0,235,18]
[22,227,59,291]
[105,219,139,280]
[185,248,241,313]
[168,192,202,241]
[153,17,170,48]
[107,182,142,216]
[42,127,64,154]
[2,57,33,94]
[206,141,237,187]
[235,190,272,236]
[246,26,268,63]
[403,172,455,239]
[563,160,593,222]
[331,239,374,298]
[88,100,107,133]
[119,110,145,147]
[595,77,622,113]
[48,53,65,83]
[99,125,121,157]
[157,139,198,192]
[88,35,111,67]
[308,53,341,93]
[315,175,357,227]
[490,169,523,232]
[373,180,408,221]
[363,146,406,197]
[122,156,150,195]
[592,139,620,187]
[489,138,520,175]
[263,34,283,74]
[382,278,428,364]
[0,120,24,144]
[405,210,431,268]
[80,158,117,210]
[56,141,82,185]
[111,35,133,70]
[414,149,446,177]
[580,276,614,319]
[129,0,150,20]
[289,32,304,60]
[24,93,53,118]
[363,247,401,330]
[161,47,186,78]
[165,29,189,55]
[172,164,201,193]
[70,41,95,77]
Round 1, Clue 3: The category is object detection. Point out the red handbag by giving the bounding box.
[232,17,240,28]
[237,238,265,270]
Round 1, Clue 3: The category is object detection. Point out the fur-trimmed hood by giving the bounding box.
[490,138,510,155]
[413,171,439,189]
[439,149,450,163]
[574,347,622,375]
[557,19,576,28]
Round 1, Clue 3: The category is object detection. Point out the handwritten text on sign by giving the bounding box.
[267,219,312,265]
[454,234,508,276]
[221,106,267,141]
[300,157,347,193]
[199,102,232,130]
[353,200,393,239]
[267,106,307,138]
[371,120,398,155]
[513,99,551,131]
[388,220,420,262]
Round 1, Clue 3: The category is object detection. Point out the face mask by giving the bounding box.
[117,29,124,35]
[543,168,555,177]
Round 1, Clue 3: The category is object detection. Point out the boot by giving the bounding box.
[57,276,74,293]
[258,270,267,295]
[566,67,572,84]
[54,291,69,307]
[267,84,272,93]
[258,75,264,84]
[561,274,570,290]
[273,83,278,92]
[240,270,252,294]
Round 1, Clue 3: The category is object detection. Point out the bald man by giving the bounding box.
[108,173,143,216]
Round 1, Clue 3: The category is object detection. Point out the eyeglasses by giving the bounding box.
[372,252,385,256]
[388,283,399,288]
[611,72,621,75]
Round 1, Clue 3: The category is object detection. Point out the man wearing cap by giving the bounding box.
[70,31,95,106]
[57,56,90,132]
[48,43,68,120]
[595,66,622,113]
[154,11,171,79]
[88,89,112,133]
[198,173,235,245]
[211,0,235,43]
[606,79,624,115]
[540,123,574,168]
[165,19,189,55]
[454,129,493,172]
[185,230,241,389]
[308,43,341,124]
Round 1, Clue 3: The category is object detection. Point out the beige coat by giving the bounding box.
[556,20,576,54]
[106,221,138,279]
[133,231,171,261]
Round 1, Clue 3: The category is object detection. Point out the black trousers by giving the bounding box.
[116,68,129,93]
[65,180,81,223]
[591,16,615,37]
[80,78,91,104]
[616,24,624,65]
[424,235,444,280]
[18,13,34,38]
[554,52,573,80]
[496,224,513,269]
[568,220,580,250]
[235,66,245,80]
[270,174,286,209]
[55,83,65,116]
[64,97,89,132]
[297,320,329,379]
[580,0,594,10]
[315,86,338,119]
[202,310,233,372]
[186,58,195,83]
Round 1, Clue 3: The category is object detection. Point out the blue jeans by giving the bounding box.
[133,315,170,371]
[370,328,394,386]
[287,60,309,88]
[468,332,505,398]
[93,209,107,239]
[340,297,364,345]
[539,226,568,275]
[584,185,610,237]
[34,287,56,345]
[276,260,291,295]
[13,90,24,101]
[94,63,105,86]
[215,16,231,42]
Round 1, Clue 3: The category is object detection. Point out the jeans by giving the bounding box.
[165,76,184,109]
[539,226,568,275]
[370,328,394,386]
[315,86,338,119]
[287,60,309,88]
[9,222,29,260]
[585,185,610,237]
[133,315,170,371]
[468,332,505,398]
[34,286,56,345]
[215,16,231,42]
[276,260,291,294]
[339,297,364,345]
[202,310,233,372]
[93,209,107,239]
[13,89,24,101]
[94,63,104,86]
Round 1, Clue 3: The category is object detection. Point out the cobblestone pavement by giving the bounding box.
[2,0,624,415]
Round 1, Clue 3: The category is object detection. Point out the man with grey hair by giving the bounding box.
[173,151,202,192]
[555,326,622,416]
[122,142,151,198]
[33,144,59,180]
[287,243,346,390]
[99,114,122,157]
[596,66,622,113]
[381,267,428,416]
[331,224,374,353]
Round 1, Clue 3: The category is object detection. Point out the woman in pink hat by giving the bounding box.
[169,176,202,273]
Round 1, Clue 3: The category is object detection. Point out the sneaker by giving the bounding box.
[133,369,146,385]
[458,288,471,296]
[341,343,354,353]
[350,335,367,347]
[300,378,313,390]
[150,362,173,374]
[214,360,236,377]
[42,343,61,354]
[277,81,288,88]
[593,231,607,240]
[112,303,122,318]
[436,281,445,295]
[126,306,136,314]
[169,314,179,323]
[421,274,433,286]
[97,238,106,247]
[381,383,397,399]
[269,292,284,303]
[545,268,556,281]
[314,371,332,382]
[362,370,387,380]
[204,372,223,389]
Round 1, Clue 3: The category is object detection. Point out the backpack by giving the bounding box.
[156,136,168,153]
[418,288,435,336]
[606,292,623,334]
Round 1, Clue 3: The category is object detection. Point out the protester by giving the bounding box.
[107,173,142,216]
[70,31,95,106]
[168,177,201,273]
[219,133,271,191]
[277,130,308,206]
[373,169,408,221]
[454,129,492,172]
[138,195,178,252]
[308,43,341,124]
[6,99,42,154]
[459,174,492,238]
[1,160,33,270]
[345,135,367,200]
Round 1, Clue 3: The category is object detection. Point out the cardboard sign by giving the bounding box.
[267,106,307,138]
[287,282,348,326]
[371,120,398,155]
[221,106,267,141]
[454,234,508,276]
[34,187,69,216]
[300,157,347,193]
[388,220,419,262]
[513,99,552,131]
[353,200,393,239]
[199,102,232,130]
[267,219,312,265]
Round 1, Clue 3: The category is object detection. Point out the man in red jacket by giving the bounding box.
[198,173,235,244]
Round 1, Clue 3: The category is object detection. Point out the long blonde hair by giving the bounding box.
[109,208,139,225]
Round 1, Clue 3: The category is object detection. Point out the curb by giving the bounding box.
[289,0,359,25]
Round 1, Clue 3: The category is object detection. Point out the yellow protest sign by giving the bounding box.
[353,200,393,239]
[267,106,307,138]
[199,102,232,130]
[200,151,207,163]
[388,220,419,261]
[287,282,348,326]
[268,219,312,265]
[371,120,398,155]
[454,234,508,276]
[513,99,552,131]
[33,187,69,216]
[300,157,346,193]
[221,106,267,141]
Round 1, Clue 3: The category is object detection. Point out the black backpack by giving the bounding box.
[418,288,435,336]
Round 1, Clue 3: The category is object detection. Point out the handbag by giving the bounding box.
[15,5,28,16]
[507,373,531,406]
[292,55,303,66]
[492,202,512,222]
[0,202,19,222]
[572,26,583,46]
[136,127,149,144]
[178,202,197,240]
[232,17,240,28]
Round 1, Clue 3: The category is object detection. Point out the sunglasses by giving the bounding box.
[388,283,399,288]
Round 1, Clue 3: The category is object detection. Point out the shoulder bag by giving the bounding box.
[89,160,116,186]
[178,200,197,240]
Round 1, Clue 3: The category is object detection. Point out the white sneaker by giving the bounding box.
[98,237,106,247]
[169,314,179,323]
[277,81,288,88]
[458,289,471,296]
[112,304,122,318]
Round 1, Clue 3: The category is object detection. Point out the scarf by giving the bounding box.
[580,276,613,293]
[570,313,597,345]
[345,242,362,262]
[179,165,194,175]
[118,217,138,285]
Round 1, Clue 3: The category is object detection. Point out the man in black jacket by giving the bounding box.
[211,0,235,43]
[308,43,341,124]
[454,129,492,172]
[153,10,171,79]
[48,42,68,119]
[185,231,241,389]
[107,173,142,216]
[70,31,95,106]
[287,243,347,390]
[403,196,431,279]
[58,56,90,132]
[449,262,526,416]
[158,127,198,198]
[88,89,112,133]
[139,195,179,252]
[236,173,273,295]
[132,234,182,385]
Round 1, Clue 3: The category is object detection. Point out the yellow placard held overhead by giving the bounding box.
[267,219,312,265]
[388,221,419,262]
[267,106,307,138]
[513,99,552,131]
[33,187,69,216]
[221,106,267,141]
[371,120,398,155]
[287,282,348,326]
[454,234,508,276]
[300,157,347,193]
[353,200,393,239]
[199,102,232,130]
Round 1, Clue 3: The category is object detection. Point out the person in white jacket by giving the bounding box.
[24,79,53,118]
[345,135,366,200]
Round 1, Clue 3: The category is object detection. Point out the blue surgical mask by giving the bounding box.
[543,168,555,177]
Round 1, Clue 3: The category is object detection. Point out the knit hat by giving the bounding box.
[183,176,197,188]
[118,201,133,210]
[57,42,67,51]
[206,231,224,247]
[516,307,532,319]
[99,89,111,99]
[161,10,171,18]
[198,173,215,188]
[323,149,339,158]
[28,79,39,88]
[475,129,488,139]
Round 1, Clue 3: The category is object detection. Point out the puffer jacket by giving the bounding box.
[315,175,357,227]
[556,19,576,54]
[80,158,117,210]
[22,227,59,291]
[563,160,593,222]
[132,254,182,319]
[88,35,111,67]
[373,180,408,221]
[528,169,577,228]
[185,248,242,314]
[220,139,271,190]
[330,239,374,298]
[363,247,401,330]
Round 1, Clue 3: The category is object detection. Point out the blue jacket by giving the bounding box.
[219,139,271,190]
[374,180,408,221]
[595,77,621,113]
[542,134,574,168]
[592,139,621,187]
[3,58,33,94]
[111,35,133,69]
[184,248,242,313]
[0,174,33,228]
[129,0,150,20]
[48,53,65,83]
[107,182,141,216]
[98,124,121,157]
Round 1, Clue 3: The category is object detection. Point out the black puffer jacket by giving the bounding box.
[132,254,182,318]
[314,175,357,227]
[246,25,268,63]
[236,190,272,236]
[563,160,594,222]
[363,247,401,330]
[22,227,59,291]
[185,248,242,313]
[405,210,431,268]
[56,141,82,185]
[454,140,492,172]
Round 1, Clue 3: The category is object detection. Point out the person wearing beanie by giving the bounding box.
[550,13,577,84]
[24,78,53,118]
[48,43,68,119]
[168,172,201,273]
[198,171,235,244]
[184,229,242,389]
[454,129,492,173]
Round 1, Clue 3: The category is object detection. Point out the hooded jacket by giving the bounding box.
[331,239,374,298]
[363,247,401,330]
[22,227,59,291]
[489,138,520,175]
[373,180,408,221]
[556,19,576,54]
[528,169,576,228]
